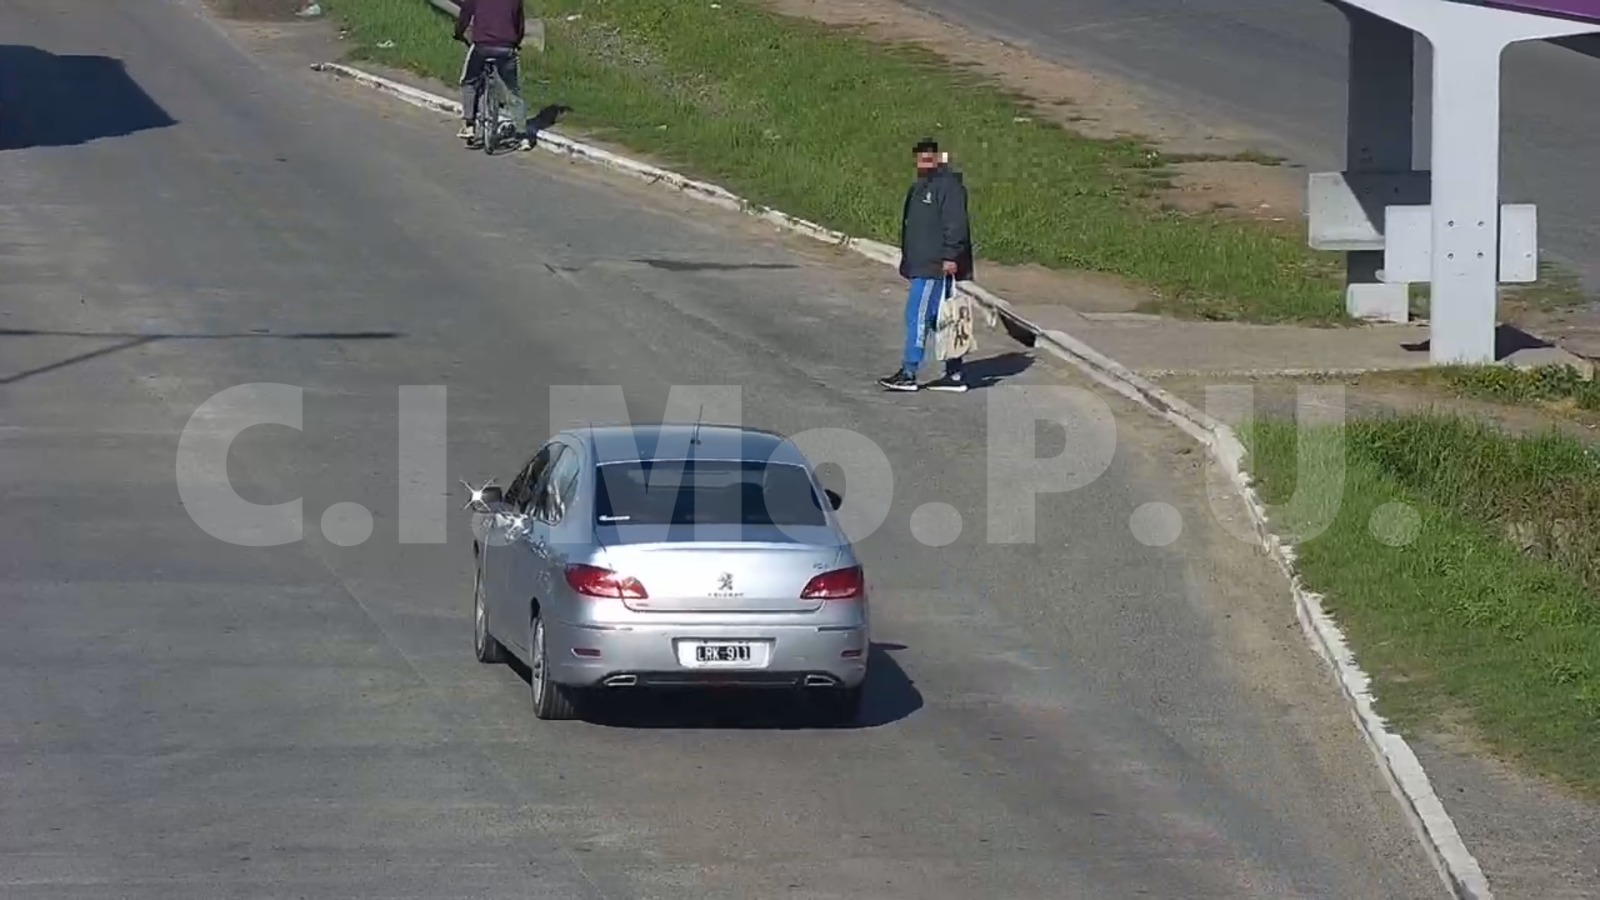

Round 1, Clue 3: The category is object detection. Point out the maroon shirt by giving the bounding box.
[453,0,525,48]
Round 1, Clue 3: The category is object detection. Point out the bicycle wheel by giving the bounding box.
[481,72,501,155]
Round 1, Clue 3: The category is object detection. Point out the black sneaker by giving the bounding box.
[924,372,969,393]
[877,370,919,391]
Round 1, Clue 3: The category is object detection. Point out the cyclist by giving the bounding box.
[453,0,531,151]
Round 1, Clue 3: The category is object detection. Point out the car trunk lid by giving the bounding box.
[595,524,844,613]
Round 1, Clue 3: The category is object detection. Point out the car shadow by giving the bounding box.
[0,45,177,150]
[512,642,923,730]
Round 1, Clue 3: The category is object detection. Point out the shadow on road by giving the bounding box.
[0,45,176,150]
[527,103,572,145]
[959,350,1034,389]
[511,642,923,730]
[1399,323,1553,361]
[995,309,1041,348]
[634,258,800,272]
[0,328,402,385]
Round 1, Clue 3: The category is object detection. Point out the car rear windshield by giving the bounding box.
[594,459,828,527]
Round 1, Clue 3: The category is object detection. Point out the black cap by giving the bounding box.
[913,137,939,154]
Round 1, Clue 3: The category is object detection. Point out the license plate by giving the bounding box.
[694,642,753,664]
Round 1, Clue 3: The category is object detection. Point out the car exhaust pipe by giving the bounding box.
[803,675,838,688]
[602,674,637,687]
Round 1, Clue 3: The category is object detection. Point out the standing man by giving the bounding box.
[879,138,974,392]
[454,0,531,151]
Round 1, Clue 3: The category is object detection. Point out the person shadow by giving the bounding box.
[0,45,177,151]
[524,103,573,146]
[957,350,1035,389]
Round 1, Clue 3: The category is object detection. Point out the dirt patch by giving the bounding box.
[200,0,351,69]
[206,0,313,21]
[763,0,1307,221]
[1160,160,1303,225]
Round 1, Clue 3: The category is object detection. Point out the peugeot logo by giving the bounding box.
[717,572,734,591]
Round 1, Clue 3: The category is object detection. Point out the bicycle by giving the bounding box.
[474,62,509,155]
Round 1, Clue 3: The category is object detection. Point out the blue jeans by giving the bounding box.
[901,276,963,377]
[460,44,527,137]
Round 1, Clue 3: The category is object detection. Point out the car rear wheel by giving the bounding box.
[529,617,581,721]
[473,563,507,665]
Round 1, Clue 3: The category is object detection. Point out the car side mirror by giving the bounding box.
[824,488,843,510]
[480,485,504,506]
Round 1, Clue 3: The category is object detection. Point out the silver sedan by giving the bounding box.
[469,424,871,723]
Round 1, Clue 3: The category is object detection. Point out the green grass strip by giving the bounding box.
[321,0,1346,322]
[1244,416,1600,797]
[1441,364,1600,412]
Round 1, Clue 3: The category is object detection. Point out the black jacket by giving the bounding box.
[898,165,973,280]
[454,0,525,48]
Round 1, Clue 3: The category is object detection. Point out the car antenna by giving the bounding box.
[690,404,704,446]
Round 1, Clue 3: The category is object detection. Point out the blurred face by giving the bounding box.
[915,150,939,173]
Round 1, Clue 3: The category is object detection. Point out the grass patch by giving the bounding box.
[1439,364,1600,412]
[1245,414,1600,795]
[321,0,1346,323]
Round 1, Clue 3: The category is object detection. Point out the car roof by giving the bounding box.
[562,423,808,466]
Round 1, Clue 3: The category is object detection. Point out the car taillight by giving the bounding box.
[801,565,864,601]
[565,564,648,599]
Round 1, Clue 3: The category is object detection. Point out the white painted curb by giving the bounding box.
[312,60,1490,900]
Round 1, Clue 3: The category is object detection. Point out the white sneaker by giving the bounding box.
[456,123,474,140]
[517,137,532,151]
[924,371,969,392]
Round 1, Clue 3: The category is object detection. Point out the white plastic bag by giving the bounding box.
[935,277,976,361]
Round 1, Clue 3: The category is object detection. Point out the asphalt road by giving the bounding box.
[1,1,1442,897]
[902,0,1600,290]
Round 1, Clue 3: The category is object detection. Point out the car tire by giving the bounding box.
[529,616,580,721]
[473,563,508,665]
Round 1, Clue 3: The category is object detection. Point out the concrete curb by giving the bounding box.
[311,60,1491,900]
[1135,367,1431,379]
